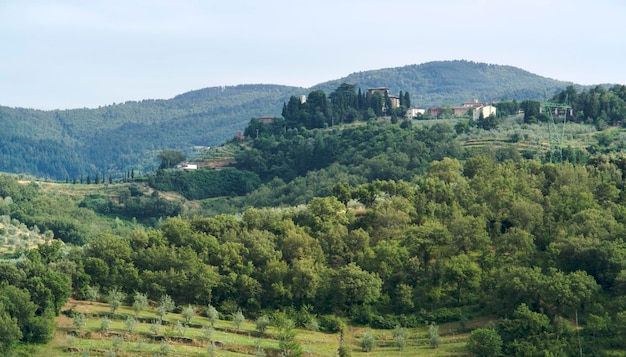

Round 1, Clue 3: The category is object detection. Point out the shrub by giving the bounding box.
[319,315,344,333]
[338,345,351,357]
[429,323,440,349]
[360,330,375,352]
[467,328,502,357]
[369,314,399,329]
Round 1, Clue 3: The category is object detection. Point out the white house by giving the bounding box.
[406,107,426,119]
[473,105,497,121]
[179,163,198,170]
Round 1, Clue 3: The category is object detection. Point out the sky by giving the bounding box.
[1,0,625,110]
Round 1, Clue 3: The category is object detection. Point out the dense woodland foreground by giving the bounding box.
[4,155,626,355]
[3,84,626,355]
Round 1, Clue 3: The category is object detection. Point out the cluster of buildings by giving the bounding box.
[367,87,496,121]
[423,99,497,120]
[249,88,496,138]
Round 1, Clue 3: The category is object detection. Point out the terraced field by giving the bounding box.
[30,299,473,356]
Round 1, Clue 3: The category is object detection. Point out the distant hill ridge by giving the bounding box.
[0,61,582,179]
[314,60,574,106]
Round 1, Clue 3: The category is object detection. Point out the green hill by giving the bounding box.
[0,84,299,179]
[0,61,583,179]
[314,60,575,106]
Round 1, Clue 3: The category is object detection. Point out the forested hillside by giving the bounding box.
[315,60,575,106]
[4,154,626,355]
[0,61,580,180]
[0,84,298,179]
[4,79,626,354]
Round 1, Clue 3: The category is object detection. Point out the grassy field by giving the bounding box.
[25,299,473,356]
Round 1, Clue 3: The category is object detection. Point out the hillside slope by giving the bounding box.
[314,60,574,106]
[0,61,581,179]
[0,84,299,179]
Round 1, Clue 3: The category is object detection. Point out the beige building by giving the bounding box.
[367,87,400,109]
[451,106,471,117]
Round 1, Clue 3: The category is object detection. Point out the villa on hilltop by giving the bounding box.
[368,87,400,109]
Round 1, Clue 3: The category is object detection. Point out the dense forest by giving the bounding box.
[4,153,626,355]
[0,61,577,180]
[0,84,297,180]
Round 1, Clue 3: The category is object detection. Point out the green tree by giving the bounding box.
[149,320,160,335]
[73,312,87,330]
[520,100,543,123]
[256,315,270,333]
[232,309,245,330]
[306,317,319,332]
[175,320,186,336]
[329,83,359,124]
[443,254,482,304]
[107,287,124,315]
[40,269,72,315]
[132,292,148,316]
[332,182,352,206]
[156,305,167,322]
[125,316,138,333]
[207,341,217,357]
[277,318,303,357]
[100,317,111,332]
[393,325,407,351]
[476,113,499,130]
[360,329,375,352]
[467,328,502,357]
[182,305,195,324]
[157,294,175,319]
[0,304,21,355]
[201,325,214,341]
[86,285,100,304]
[157,150,186,170]
[206,305,219,327]
[332,263,382,309]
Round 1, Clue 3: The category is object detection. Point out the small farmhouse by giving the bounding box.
[473,105,497,120]
[178,163,197,170]
[406,107,426,119]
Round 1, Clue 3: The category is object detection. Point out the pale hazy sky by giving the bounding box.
[1,0,625,110]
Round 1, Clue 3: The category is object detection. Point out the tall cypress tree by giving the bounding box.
[357,88,364,110]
